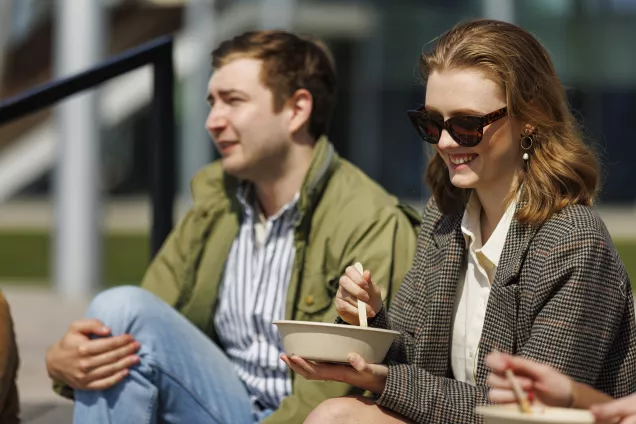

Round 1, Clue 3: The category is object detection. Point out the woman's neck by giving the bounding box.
[475,188,510,245]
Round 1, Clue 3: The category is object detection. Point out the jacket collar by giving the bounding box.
[432,197,539,288]
[295,136,338,219]
[188,136,338,220]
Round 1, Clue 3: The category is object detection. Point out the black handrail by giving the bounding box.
[0,35,175,258]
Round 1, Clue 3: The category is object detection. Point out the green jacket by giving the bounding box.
[57,137,420,423]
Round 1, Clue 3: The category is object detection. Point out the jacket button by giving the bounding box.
[304,295,314,306]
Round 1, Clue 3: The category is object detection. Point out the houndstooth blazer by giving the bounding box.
[371,198,636,423]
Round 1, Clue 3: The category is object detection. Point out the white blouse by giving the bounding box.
[450,193,517,385]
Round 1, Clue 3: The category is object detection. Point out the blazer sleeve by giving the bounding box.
[372,199,436,365]
[516,225,635,397]
[374,222,635,423]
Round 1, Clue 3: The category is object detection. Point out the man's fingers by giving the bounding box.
[80,341,141,374]
[84,369,129,391]
[84,353,140,380]
[78,335,137,357]
[69,319,110,336]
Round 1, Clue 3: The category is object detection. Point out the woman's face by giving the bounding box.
[425,68,523,200]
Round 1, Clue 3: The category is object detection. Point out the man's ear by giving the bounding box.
[286,89,313,134]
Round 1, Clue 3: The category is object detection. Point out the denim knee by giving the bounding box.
[87,286,157,333]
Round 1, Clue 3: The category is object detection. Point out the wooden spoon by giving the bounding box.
[353,262,368,327]
[506,369,532,414]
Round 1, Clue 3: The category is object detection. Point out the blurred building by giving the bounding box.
[1,0,635,205]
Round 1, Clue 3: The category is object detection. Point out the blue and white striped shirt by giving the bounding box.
[214,184,298,412]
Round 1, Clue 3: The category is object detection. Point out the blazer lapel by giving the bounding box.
[475,202,540,383]
[493,202,539,289]
[427,211,465,376]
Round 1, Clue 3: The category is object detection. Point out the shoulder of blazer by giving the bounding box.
[534,203,613,246]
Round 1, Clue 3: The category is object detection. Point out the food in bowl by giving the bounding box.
[273,320,399,364]
[475,404,595,424]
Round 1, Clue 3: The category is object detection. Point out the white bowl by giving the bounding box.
[475,405,595,424]
[273,320,399,364]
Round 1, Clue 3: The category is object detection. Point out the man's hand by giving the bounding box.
[45,318,140,390]
[281,352,388,394]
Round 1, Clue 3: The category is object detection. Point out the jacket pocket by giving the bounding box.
[294,273,337,318]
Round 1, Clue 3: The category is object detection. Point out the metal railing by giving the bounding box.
[0,35,176,258]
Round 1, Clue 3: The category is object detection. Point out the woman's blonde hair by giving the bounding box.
[421,19,599,225]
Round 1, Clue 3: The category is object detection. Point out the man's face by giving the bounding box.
[205,58,291,181]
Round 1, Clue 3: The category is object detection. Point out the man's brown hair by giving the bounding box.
[212,30,337,139]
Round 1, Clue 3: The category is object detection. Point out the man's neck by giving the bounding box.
[254,137,316,218]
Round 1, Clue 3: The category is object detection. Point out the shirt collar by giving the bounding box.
[236,183,299,223]
[461,192,518,268]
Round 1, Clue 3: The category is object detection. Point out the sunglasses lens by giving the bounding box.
[412,115,441,144]
[448,116,482,147]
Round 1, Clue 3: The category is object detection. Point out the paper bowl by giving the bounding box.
[273,320,399,364]
[475,405,595,424]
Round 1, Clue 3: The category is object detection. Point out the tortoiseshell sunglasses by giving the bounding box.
[407,106,508,147]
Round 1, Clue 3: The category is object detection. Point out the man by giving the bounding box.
[45,30,420,424]
[0,291,19,424]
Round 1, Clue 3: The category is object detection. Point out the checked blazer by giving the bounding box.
[371,198,636,423]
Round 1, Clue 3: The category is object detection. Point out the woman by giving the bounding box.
[281,19,636,423]
[0,291,19,424]
[486,352,635,424]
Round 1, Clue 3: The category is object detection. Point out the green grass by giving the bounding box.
[0,230,634,290]
[616,240,636,288]
[0,230,149,287]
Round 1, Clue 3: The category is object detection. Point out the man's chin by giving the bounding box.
[221,158,250,180]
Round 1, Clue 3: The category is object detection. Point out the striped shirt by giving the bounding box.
[214,184,298,412]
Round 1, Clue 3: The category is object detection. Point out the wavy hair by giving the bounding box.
[421,19,599,225]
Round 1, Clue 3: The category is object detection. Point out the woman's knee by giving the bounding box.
[305,396,371,424]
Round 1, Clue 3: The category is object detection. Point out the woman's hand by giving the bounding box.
[280,352,388,394]
[589,393,636,424]
[335,265,384,325]
[485,351,573,408]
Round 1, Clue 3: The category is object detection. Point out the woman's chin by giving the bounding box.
[448,174,478,189]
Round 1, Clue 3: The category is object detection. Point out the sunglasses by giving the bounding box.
[407,106,508,147]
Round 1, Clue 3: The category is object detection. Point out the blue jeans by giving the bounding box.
[73,286,269,424]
